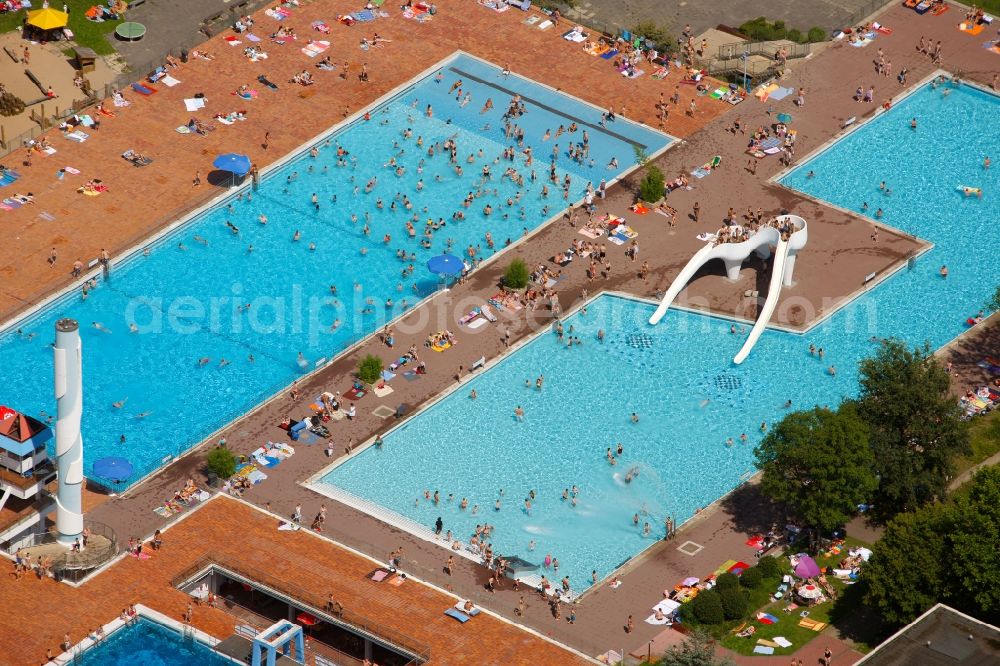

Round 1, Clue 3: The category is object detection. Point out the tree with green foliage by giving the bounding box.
[503,258,530,289]
[807,27,828,43]
[855,340,969,521]
[862,467,1000,627]
[739,566,763,589]
[656,628,735,666]
[754,406,877,533]
[719,587,748,620]
[715,572,739,591]
[690,588,725,624]
[206,446,237,480]
[357,354,384,385]
[631,20,675,53]
[639,165,665,203]
[861,505,950,625]
[756,555,781,578]
[946,466,1000,615]
[985,284,1000,314]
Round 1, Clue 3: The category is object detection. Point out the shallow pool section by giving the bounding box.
[0,53,672,488]
[76,618,233,666]
[316,81,1000,591]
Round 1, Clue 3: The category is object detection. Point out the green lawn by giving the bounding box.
[953,409,1000,477]
[0,1,123,56]
[711,538,875,657]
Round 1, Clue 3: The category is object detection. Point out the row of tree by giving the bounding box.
[862,466,1000,625]
[754,339,969,532]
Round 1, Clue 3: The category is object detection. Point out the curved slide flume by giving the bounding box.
[648,214,808,364]
[732,237,790,365]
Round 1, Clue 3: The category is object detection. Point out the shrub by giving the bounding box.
[787,28,804,43]
[638,165,665,203]
[691,588,725,625]
[740,566,764,589]
[358,354,384,385]
[719,587,749,620]
[503,258,530,289]
[206,446,236,480]
[807,27,828,43]
[715,572,739,591]
[631,20,675,52]
[757,555,782,578]
[771,20,787,39]
[0,91,26,117]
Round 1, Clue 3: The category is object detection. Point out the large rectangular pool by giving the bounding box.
[314,78,999,592]
[0,53,672,488]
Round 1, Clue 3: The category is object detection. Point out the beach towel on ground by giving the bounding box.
[131,82,156,95]
[161,75,181,87]
[773,637,793,648]
[353,9,375,21]
[184,98,206,111]
[753,646,775,655]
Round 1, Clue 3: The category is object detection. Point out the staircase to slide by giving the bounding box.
[648,214,808,364]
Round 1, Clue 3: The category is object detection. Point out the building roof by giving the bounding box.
[857,604,1000,665]
[0,406,52,456]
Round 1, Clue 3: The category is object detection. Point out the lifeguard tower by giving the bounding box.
[0,406,58,545]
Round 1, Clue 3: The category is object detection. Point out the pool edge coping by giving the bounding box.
[49,602,239,666]
[303,291,751,598]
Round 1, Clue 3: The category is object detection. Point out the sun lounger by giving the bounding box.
[444,608,470,622]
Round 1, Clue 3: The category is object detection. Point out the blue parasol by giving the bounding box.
[776,113,793,124]
[426,253,464,276]
[92,456,133,482]
[212,153,252,176]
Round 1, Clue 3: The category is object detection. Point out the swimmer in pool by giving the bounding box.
[112,398,128,409]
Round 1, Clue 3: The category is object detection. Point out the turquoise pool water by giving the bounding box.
[317,80,999,591]
[76,619,233,666]
[0,53,670,487]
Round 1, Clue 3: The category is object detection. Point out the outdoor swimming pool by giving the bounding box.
[76,618,233,666]
[0,53,671,487]
[315,78,999,591]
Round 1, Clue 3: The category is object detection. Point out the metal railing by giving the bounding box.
[717,39,811,61]
[218,596,369,666]
[172,555,432,663]
[2,520,118,582]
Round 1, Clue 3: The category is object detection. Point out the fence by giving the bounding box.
[840,0,898,34]
[2,520,118,582]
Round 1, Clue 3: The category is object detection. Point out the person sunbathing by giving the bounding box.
[190,50,215,60]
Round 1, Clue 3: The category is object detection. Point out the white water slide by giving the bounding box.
[648,214,808,364]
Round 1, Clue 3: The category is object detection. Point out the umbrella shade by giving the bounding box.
[426,253,464,276]
[27,8,69,30]
[92,456,133,481]
[793,554,821,579]
[798,584,823,599]
[776,113,793,123]
[212,153,252,176]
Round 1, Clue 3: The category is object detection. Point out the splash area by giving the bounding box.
[316,80,999,592]
[0,53,671,489]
